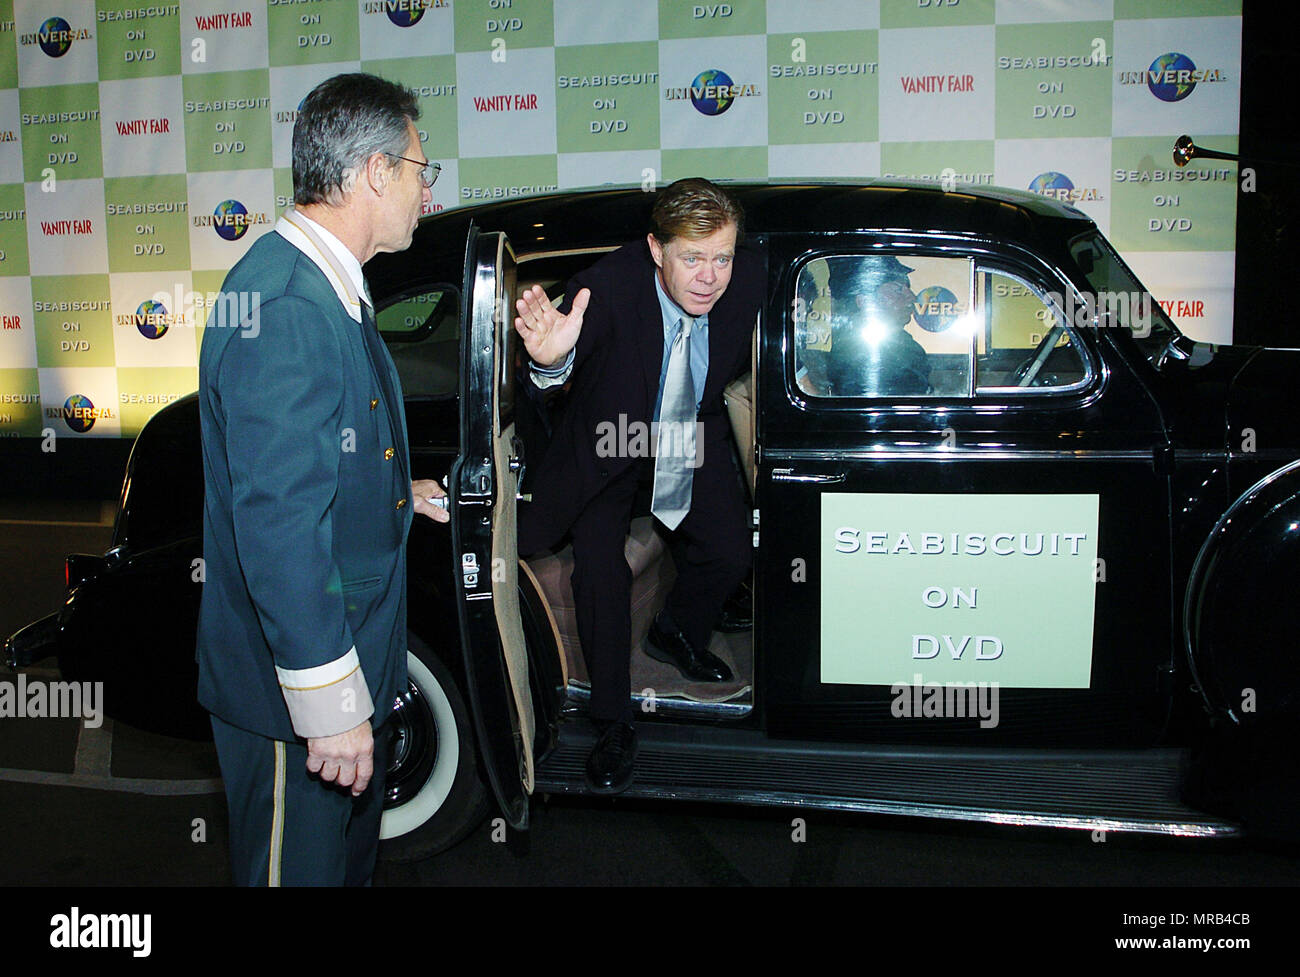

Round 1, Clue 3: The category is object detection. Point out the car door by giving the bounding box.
[756,232,1174,748]
[451,225,536,830]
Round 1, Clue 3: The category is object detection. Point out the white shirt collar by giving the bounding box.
[275,207,369,322]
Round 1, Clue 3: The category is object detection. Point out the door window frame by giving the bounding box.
[779,235,1105,416]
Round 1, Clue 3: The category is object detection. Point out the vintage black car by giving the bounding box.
[8,181,1299,860]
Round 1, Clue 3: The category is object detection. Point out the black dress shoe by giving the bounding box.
[717,578,753,633]
[585,721,636,794]
[645,618,734,682]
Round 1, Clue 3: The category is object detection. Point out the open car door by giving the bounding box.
[450,225,535,830]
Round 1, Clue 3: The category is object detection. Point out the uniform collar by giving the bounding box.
[276,207,369,322]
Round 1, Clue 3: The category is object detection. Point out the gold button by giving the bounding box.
[396,498,406,510]
[370,398,378,410]
[384,447,395,460]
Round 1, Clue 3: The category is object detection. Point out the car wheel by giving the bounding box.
[378,631,490,862]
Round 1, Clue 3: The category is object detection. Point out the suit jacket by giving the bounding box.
[196,226,412,742]
[523,238,762,541]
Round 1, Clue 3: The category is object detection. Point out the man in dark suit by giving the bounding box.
[197,74,448,886]
[514,178,761,794]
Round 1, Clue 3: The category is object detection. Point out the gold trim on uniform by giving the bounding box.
[269,740,285,887]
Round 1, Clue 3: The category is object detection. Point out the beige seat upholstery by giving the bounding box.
[523,516,676,684]
[723,371,754,496]
[724,317,757,496]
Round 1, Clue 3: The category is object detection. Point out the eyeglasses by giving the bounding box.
[385,153,441,188]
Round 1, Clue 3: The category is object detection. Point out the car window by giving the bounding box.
[1069,231,1178,367]
[376,288,454,338]
[794,254,972,398]
[376,286,459,397]
[792,253,1089,401]
[974,269,1088,391]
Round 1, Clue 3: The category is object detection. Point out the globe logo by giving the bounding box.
[387,5,424,26]
[690,69,736,116]
[1029,172,1074,195]
[1147,52,1198,102]
[135,299,169,340]
[63,393,96,433]
[213,199,249,241]
[913,285,960,333]
[38,17,73,58]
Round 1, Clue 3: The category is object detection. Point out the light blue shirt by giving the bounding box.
[652,271,708,423]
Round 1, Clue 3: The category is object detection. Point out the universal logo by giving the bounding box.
[666,69,760,116]
[364,0,448,26]
[115,300,186,340]
[46,394,112,433]
[20,16,91,58]
[192,199,270,241]
[1028,172,1102,203]
[1118,52,1227,103]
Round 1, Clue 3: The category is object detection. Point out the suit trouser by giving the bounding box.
[210,713,393,886]
[520,449,751,724]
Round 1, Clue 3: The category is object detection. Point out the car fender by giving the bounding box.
[1184,457,1300,726]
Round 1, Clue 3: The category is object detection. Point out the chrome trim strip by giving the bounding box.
[764,448,1154,462]
[562,682,753,720]
[516,245,619,265]
[1164,450,1295,462]
[1225,451,1300,462]
[530,779,1239,838]
[772,468,846,484]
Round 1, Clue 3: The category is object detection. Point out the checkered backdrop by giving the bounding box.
[0,0,1243,439]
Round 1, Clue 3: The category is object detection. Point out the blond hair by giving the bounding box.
[650,177,744,246]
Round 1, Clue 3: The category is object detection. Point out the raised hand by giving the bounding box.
[514,284,589,369]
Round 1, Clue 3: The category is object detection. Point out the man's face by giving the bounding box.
[647,221,738,318]
[376,121,431,253]
[861,277,916,328]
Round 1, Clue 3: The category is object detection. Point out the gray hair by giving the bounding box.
[292,73,421,206]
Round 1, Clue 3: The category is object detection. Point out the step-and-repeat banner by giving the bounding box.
[0,0,1242,439]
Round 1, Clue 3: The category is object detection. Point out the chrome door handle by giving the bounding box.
[771,468,846,484]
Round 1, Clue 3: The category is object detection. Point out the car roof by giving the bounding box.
[365,181,1096,295]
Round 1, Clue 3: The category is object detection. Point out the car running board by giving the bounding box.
[534,720,1240,838]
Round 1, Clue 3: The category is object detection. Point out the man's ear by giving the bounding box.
[365,153,389,195]
[647,231,664,268]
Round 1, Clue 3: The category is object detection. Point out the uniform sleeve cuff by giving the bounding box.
[276,646,376,739]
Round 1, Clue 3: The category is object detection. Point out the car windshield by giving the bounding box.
[1068,231,1182,367]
